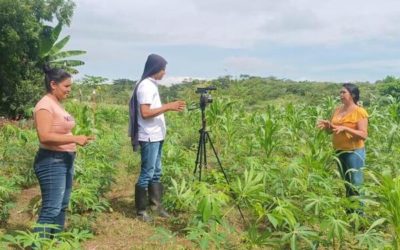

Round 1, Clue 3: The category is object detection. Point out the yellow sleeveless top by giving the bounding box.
[331,106,368,150]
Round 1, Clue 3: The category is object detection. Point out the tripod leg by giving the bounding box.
[194,130,203,175]
[203,131,207,169]
[205,132,229,184]
[205,132,246,224]
[199,130,208,181]
[194,129,206,181]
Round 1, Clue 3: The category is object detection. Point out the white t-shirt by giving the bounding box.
[137,77,166,142]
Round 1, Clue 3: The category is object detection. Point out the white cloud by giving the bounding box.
[159,76,207,86]
[313,59,400,71]
[223,56,297,77]
[61,0,400,82]
[224,56,276,71]
[68,0,400,48]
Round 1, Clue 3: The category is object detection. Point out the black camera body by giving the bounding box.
[195,86,217,94]
[196,86,216,109]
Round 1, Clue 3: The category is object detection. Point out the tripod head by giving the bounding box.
[195,86,217,110]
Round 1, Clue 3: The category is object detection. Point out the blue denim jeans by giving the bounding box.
[33,148,75,237]
[137,141,163,188]
[336,147,365,197]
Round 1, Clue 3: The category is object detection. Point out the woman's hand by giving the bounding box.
[167,100,186,112]
[331,125,347,134]
[140,100,186,119]
[75,135,95,146]
[317,120,331,130]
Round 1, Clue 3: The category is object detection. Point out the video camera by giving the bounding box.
[195,86,217,94]
[196,86,217,110]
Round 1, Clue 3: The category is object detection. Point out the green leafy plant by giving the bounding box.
[0,226,92,250]
[281,223,319,250]
[38,22,86,73]
[321,216,350,248]
[355,218,388,249]
[254,109,280,158]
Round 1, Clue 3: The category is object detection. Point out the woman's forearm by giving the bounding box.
[37,133,77,145]
[344,127,367,140]
[141,104,170,119]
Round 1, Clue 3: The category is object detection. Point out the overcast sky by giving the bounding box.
[63,0,400,84]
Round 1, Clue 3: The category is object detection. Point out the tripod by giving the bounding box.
[193,103,246,223]
[193,105,217,182]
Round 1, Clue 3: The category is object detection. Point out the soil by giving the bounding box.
[3,170,193,250]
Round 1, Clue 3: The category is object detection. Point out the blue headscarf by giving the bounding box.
[129,54,167,151]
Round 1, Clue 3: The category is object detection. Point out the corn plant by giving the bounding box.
[68,103,98,136]
[376,174,400,248]
[387,95,400,123]
[254,109,280,158]
[206,98,236,128]
[284,103,305,138]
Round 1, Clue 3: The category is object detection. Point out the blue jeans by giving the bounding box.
[33,148,75,237]
[137,141,163,188]
[337,148,365,197]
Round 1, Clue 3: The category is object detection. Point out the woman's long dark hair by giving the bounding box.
[343,83,360,105]
[43,65,71,93]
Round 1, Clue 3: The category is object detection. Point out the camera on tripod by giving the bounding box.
[192,85,246,223]
[196,86,217,109]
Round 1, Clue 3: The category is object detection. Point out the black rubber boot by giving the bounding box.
[148,182,170,218]
[135,184,152,222]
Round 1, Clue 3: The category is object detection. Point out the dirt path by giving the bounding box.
[6,186,40,234]
[83,172,192,250]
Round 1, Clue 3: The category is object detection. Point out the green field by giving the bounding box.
[1,77,400,249]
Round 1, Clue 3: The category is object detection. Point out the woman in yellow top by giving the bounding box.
[318,83,368,205]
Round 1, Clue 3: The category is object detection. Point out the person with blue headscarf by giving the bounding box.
[129,54,185,222]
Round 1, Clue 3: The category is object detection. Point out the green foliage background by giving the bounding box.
[1,0,400,248]
[0,0,76,118]
[1,75,400,248]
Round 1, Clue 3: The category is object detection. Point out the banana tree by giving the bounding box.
[38,22,86,74]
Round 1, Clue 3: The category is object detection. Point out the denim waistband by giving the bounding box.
[336,147,365,154]
[37,148,76,157]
